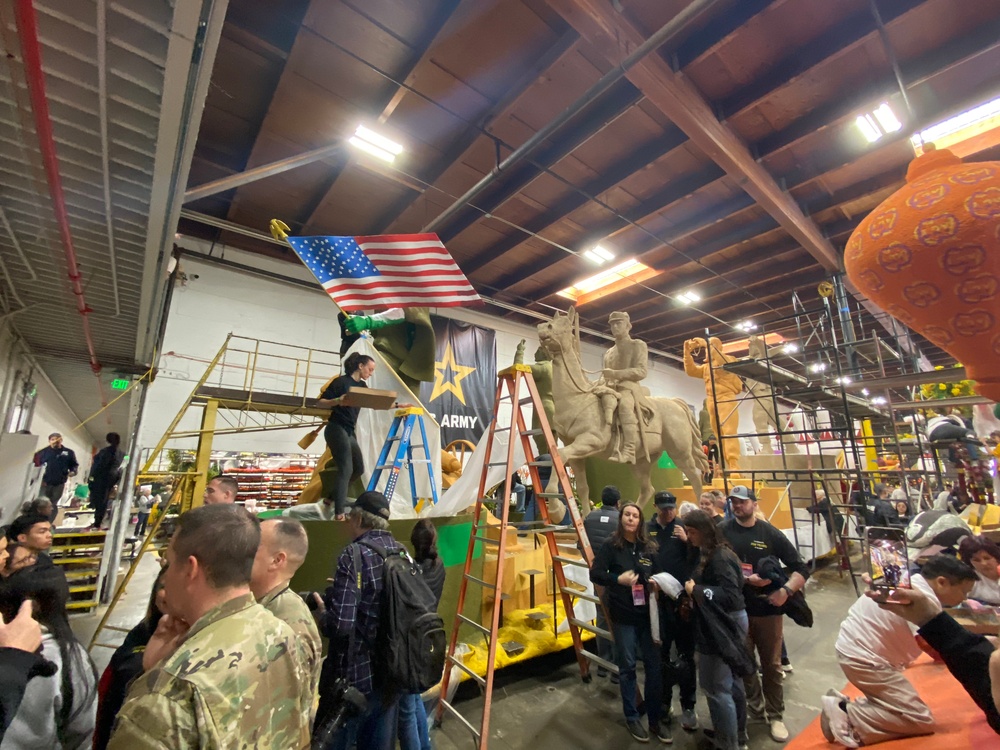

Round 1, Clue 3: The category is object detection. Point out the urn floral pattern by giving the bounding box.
[845,145,1000,401]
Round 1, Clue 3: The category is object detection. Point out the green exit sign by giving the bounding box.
[111,378,130,391]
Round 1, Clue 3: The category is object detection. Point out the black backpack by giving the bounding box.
[357,540,447,694]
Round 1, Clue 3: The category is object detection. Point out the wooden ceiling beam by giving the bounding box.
[460,125,689,276]
[576,214,856,322]
[435,79,645,243]
[637,270,831,341]
[629,268,830,340]
[673,0,779,69]
[533,1,840,268]
[294,0,465,232]
[509,205,776,303]
[373,27,581,233]
[609,246,811,327]
[756,18,1000,160]
[467,12,1000,293]
[717,0,924,123]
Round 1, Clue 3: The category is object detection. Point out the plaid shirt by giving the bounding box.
[320,529,401,696]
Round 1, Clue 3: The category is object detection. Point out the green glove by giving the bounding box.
[343,315,392,334]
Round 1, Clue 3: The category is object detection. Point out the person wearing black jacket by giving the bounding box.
[864,483,901,528]
[93,569,165,749]
[648,490,697,735]
[33,433,78,508]
[584,485,621,676]
[720,485,809,743]
[315,352,377,519]
[872,583,1000,735]
[88,432,123,530]
[682,509,751,750]
[590,502,668,744]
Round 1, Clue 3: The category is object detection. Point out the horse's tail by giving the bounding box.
[676,398,710,472]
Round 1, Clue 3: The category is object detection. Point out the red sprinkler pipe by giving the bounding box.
[15,0,106,396]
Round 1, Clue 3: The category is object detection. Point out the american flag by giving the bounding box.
[286,233,480,312]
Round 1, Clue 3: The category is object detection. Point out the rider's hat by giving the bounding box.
[608,311,631,324]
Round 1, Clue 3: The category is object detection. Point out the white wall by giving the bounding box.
[140,245,714,461]
[0,324,94,485]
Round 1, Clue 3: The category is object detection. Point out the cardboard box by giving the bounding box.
[340,387,397,409]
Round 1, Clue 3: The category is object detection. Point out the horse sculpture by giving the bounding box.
[537,307,708,514]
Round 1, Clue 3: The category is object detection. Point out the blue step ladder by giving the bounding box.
[368,406,439,510]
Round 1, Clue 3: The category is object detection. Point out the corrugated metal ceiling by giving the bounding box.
[0,0,225,443]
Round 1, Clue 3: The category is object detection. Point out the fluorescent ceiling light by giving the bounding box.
[872,103,902,133]
[583,245,615,264]
[677,290,701,305]
[809,362,827,373]
[871,396,887,406]
[557,258,659,305]
[856,114,882,143]
[350,125,403,163]
[911,95,1000,156]
[855,102,901,143]
[782,342,799,354]
[835,376,852,385]
[735,320,757,332]
[861,388,870,396]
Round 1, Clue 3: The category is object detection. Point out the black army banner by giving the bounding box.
[419,316,496,445]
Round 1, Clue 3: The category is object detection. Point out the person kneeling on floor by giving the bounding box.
[822,554,977,746]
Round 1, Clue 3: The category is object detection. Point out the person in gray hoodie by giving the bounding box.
[0,565,97,749]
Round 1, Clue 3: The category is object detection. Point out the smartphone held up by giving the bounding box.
[865,526,910,601]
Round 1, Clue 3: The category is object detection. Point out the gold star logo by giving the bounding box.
[429,342,476,405]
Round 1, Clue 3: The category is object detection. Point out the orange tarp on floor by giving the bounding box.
[789,655,996,749]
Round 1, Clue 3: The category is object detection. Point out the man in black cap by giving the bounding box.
[314,490,402,749]
[584,485,621,679]
[648,490,697,735]
[720,485,809,743]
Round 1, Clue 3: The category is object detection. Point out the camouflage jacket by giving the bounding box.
[107,593,310,750]
[260,583,322,718]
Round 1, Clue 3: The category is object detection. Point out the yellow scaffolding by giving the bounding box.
[89,335,344,650]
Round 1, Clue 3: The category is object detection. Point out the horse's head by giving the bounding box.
[537,307,579,358]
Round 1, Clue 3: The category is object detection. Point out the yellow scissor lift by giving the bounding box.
[89,334,344,650]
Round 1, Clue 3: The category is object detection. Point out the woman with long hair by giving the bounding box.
[590,502,667,743]
[681,509,749,750]
[316,352,377,519]
[397,520,445,750]
[958,535,1000,605]
[92,568,167,749]
[411,519,445,603]
[0,565,98,748]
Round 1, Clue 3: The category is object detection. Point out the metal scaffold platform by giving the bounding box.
[90,335,344,647]
[704,274,992,595]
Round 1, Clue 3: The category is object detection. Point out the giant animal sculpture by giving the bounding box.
[537,307,708,514]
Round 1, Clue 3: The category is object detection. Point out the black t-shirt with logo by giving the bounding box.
[719,517,809,617]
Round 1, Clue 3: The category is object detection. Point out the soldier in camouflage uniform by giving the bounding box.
[107,504,311,749]
[251,518,322,715]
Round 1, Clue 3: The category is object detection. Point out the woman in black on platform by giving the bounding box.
[316,352,376,519]
[590,502,667,744]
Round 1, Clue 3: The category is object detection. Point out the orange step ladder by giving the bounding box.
[435,365,614,747]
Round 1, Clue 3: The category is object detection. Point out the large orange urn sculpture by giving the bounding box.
[845,145,1000,401]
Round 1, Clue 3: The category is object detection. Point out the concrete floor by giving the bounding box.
[431,561,859,750]
[73,545,860,749]
[72,537,162,675]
